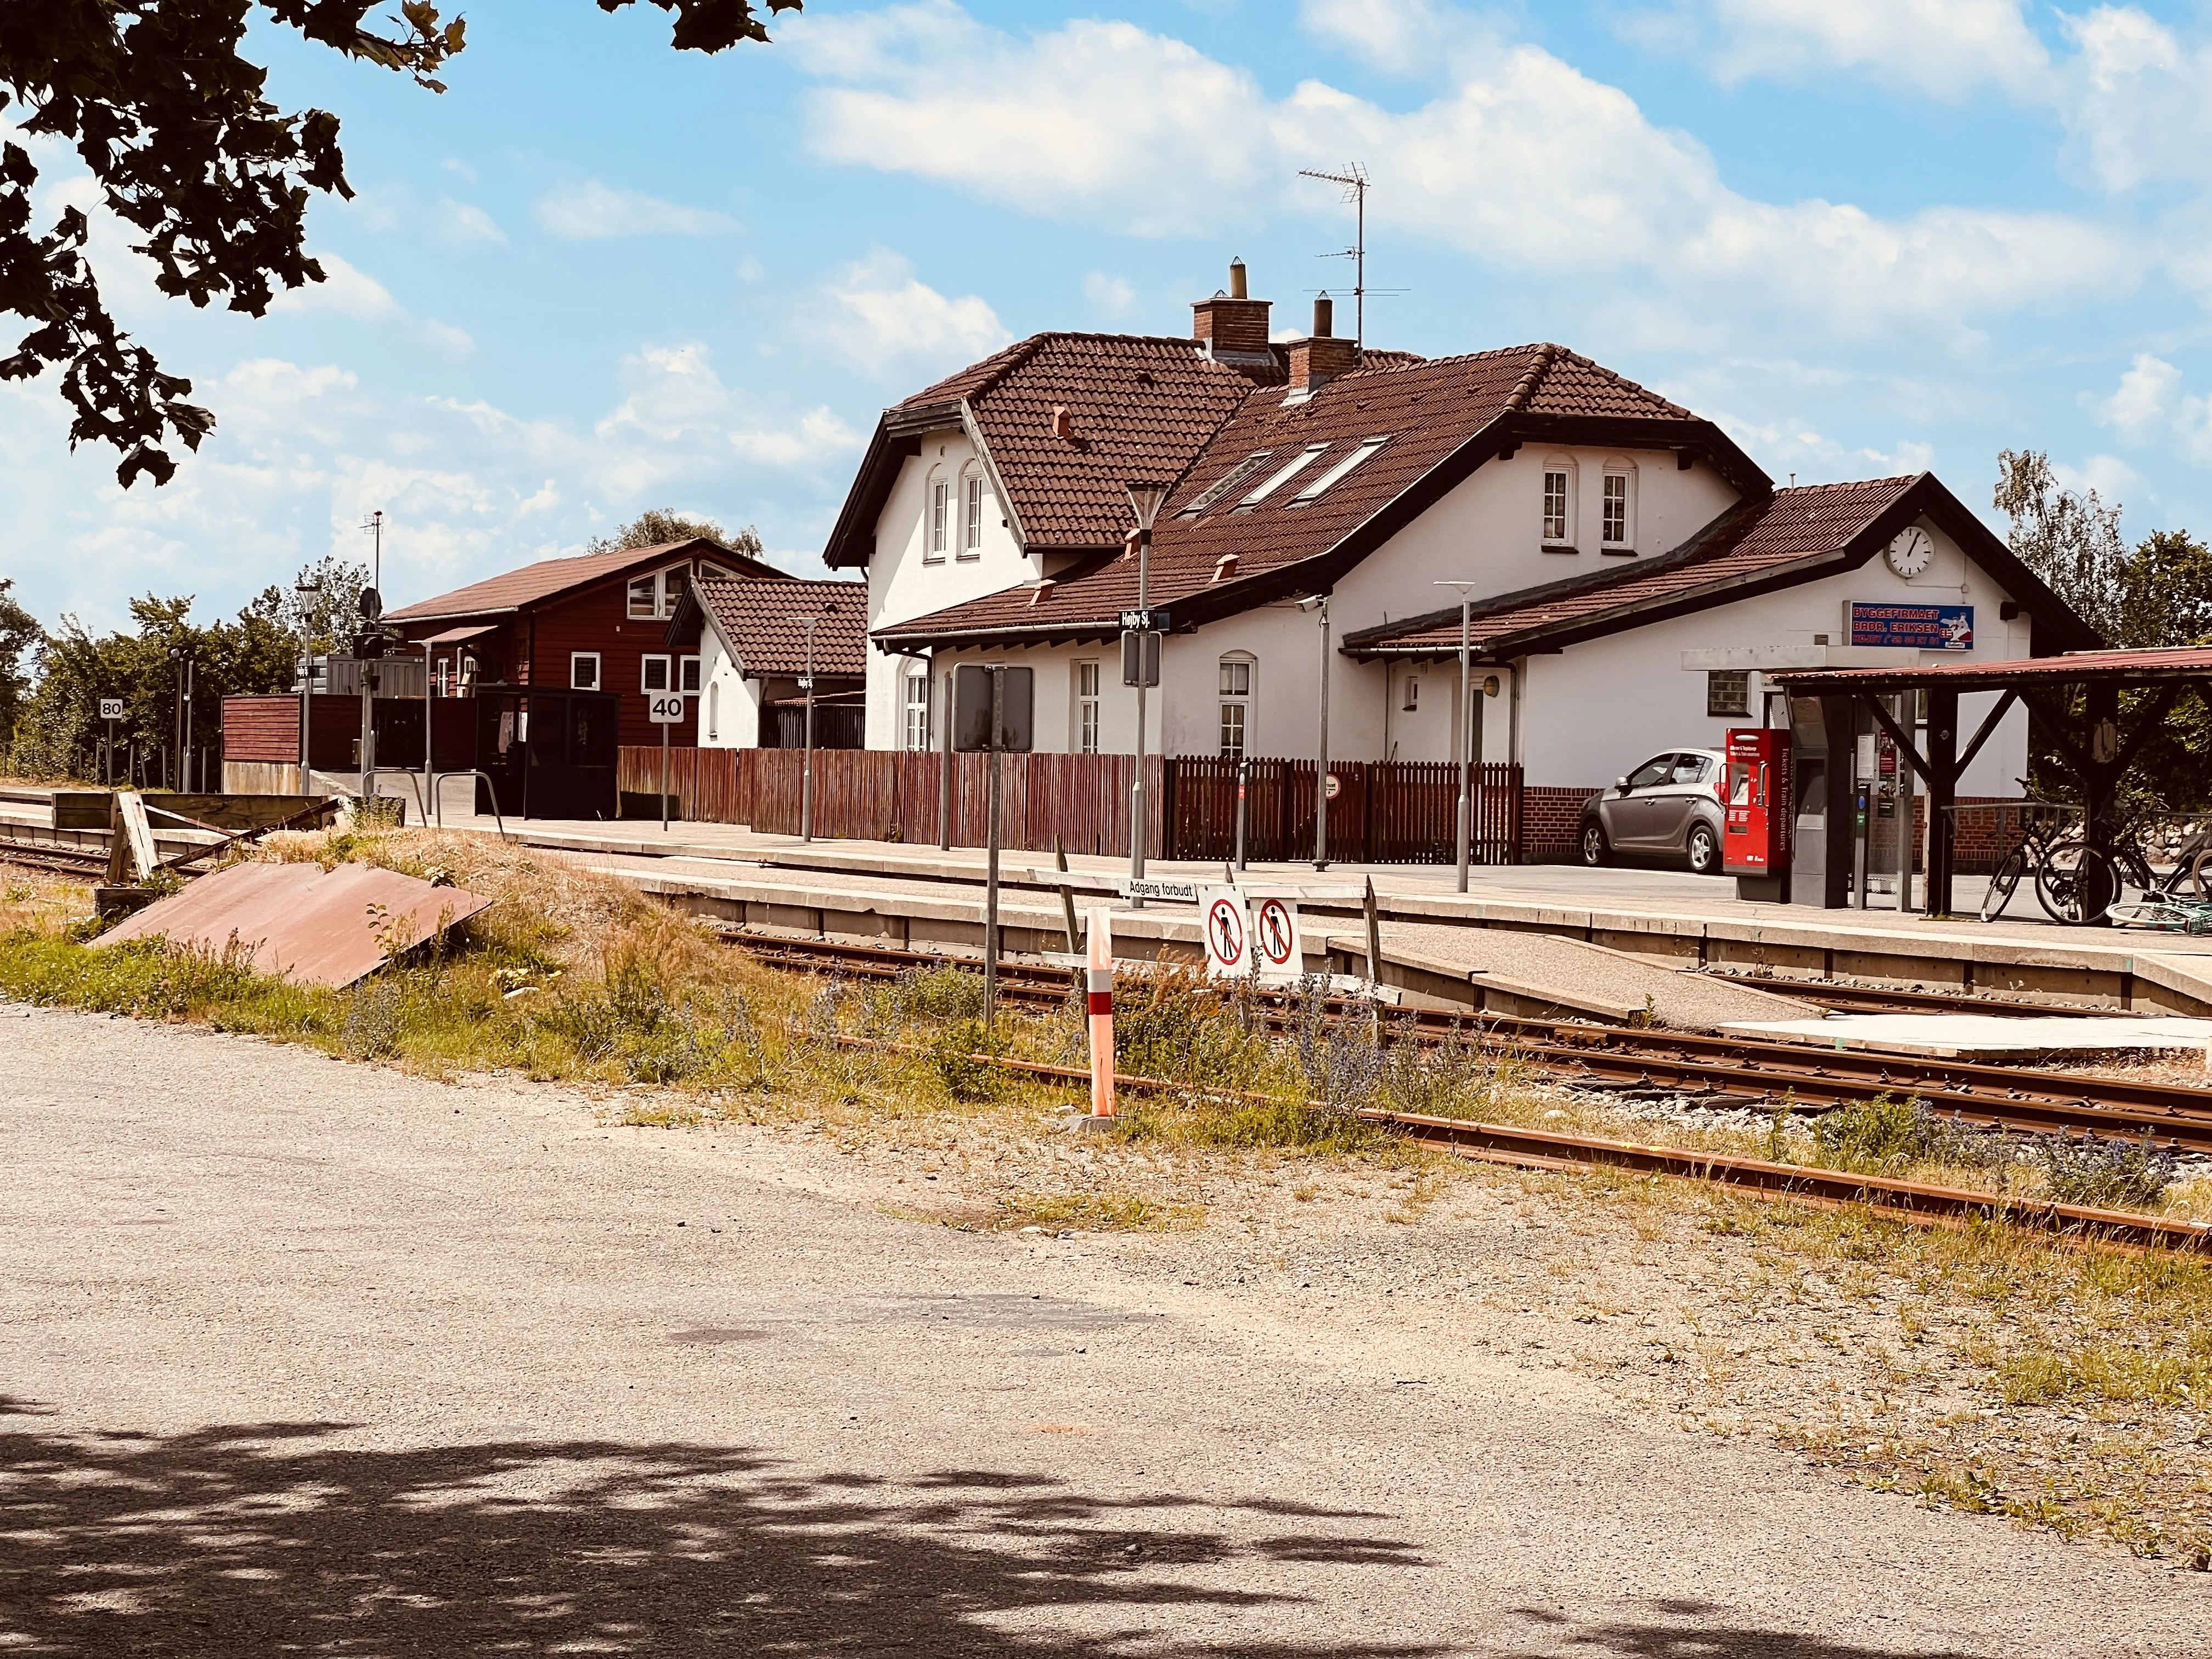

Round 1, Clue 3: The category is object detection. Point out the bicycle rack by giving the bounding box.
[430,770,512,842]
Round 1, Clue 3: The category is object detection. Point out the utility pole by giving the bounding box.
[1122,482,1171,893]
[1436,580,1481,893]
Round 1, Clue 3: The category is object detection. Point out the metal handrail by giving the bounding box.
[360,768,428,825]
[430,769,511,842]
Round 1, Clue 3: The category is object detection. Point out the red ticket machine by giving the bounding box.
[1723,728,1792,898]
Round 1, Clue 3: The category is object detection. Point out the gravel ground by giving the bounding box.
[3,1004,2208,1656]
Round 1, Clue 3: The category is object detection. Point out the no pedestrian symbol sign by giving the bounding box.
[1202,890,1248,977]
[1255,897,1301,973]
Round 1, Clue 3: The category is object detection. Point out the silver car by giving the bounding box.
[1578,748,1728,874]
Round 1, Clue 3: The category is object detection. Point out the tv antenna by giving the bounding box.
[1299,163,1390,350]
[359,509,383,600]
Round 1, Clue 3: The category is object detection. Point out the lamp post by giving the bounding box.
[795,613,823,843]
[1123,480,1171,890]
[1296,594,1330,869]
[1436,580,1481,893]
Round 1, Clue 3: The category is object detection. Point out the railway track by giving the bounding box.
[0,839,111,880]
[828,1032,2212,1255]
[724,932,2212,1154]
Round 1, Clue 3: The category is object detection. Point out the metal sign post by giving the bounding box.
[953,664,1036,1026]
[648,690,685,831]
[1234,755,1249,871]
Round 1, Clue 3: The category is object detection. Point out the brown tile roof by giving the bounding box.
[921,332,1300,549]
[875,343,1740,648]
[1343,476,1925,658]
[386,538,778,623]
[691,577,867,678]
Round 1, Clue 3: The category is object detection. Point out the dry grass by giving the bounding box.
[6,826,2212,1564]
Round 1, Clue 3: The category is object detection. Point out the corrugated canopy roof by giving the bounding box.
[1768,646,2212,694]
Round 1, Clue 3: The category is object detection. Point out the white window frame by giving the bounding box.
[1601,459,1637,552]
[961,470,985,557]
[926,471,949,563]
[1542,455,1577,548]
[903,668,933,751]
[1237,443,1330,510]
[1289,436,1390,505]
[1074,659,1101,754]
[434,658,452,697]
[1178,450,1274,518]
[628,574,658,619]
[640,654,672,694]
[1218,653,1255,758]
[679,654,702,694]
[569,651,601,691]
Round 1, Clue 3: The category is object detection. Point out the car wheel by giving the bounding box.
[1579,820,1609,867]
[1685,821,1720,876]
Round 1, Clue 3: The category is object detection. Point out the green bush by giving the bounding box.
[2035,1133,2176,1210]
[1813,1095,1992,1173]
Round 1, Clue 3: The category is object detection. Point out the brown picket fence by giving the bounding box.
[617,747,1522,864]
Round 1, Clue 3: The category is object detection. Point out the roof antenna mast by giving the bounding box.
[1299,163,1368,349]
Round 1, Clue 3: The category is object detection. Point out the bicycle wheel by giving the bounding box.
[2186,847,2212,900]
[2036,845,2122,925]
[2108,900,2198,932]
[1979,849,2027,923]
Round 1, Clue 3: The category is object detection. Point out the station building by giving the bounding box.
[826,263,2095,849]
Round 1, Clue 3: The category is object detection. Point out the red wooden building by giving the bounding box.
[383,537,780,750]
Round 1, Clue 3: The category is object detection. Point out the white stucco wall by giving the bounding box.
[1510,515,2031,794]
[865,426,1031,749]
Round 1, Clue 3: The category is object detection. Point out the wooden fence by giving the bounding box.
[618,747,1525,865]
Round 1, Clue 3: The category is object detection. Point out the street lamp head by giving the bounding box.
[1124,479,1172,532]
[1433,579,1482,596]
[1295,593,1327,613]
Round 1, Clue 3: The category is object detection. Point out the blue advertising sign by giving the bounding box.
[1848,602,1973,651]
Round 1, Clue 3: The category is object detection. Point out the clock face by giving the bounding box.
[1886,527,1935,578]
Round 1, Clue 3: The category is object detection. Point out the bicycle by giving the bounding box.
[2107,806,2212,901]
[2107,895,2212,933]
[1975,799,2120,925]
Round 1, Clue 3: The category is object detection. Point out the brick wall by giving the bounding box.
[1525,785,1596,860]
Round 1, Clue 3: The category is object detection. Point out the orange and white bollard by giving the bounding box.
[1087,906,1116,1119]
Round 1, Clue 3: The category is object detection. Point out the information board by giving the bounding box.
[1848,602,1972,651]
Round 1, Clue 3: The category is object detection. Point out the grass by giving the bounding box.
[6,827,2212,1564]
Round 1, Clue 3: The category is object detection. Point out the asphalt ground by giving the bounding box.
[3,1003,2207,1656]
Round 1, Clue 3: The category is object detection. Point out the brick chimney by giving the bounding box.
[1287,291,1360,395]
[1191,257,1272,359]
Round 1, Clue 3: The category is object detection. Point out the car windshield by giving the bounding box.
[1626,757,1674,789]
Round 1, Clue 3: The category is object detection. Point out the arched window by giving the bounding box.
[1601,456,1638,554]
[1218,652,1256,758]
[960,464,987,558]
[924,467,949,563]
[1541,454,1577,549]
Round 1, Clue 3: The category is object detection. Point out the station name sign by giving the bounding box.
[1848,601,1972,651]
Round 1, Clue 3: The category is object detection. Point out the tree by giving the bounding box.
[10,590,300,783]
[0,575,41,758]
[1993,450,2212,806]
[245,554,370,656]
[586,507,764,558]
[2,1,799,487]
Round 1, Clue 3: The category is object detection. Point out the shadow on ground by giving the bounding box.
[0,1407,1445,1656]
[0,1408,2007,1657]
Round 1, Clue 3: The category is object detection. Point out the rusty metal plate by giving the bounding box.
[99,861,494,988]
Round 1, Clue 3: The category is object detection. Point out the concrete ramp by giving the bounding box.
[1324,919,1821,1030]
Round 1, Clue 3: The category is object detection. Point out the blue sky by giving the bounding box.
[10,0,2212,632]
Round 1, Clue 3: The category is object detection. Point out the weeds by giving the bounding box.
[2034,1132,2177,1210]
[1812,1094,2000,1175]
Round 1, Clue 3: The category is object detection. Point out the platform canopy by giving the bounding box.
[1768,646,2212,697]
[1767,648,2212,919]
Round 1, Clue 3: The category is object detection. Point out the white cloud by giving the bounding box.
[814,248,1010,370]
[1627,1,2052,100]
[2054,453,2146,504]
[2056,8,2212,194]
[436,197,506,245]
[2095,352,2182,441]
[1295,0,1498,78]
[269,252,401,320]
[1083,272,1136,317]
[533,179,740,239]
[791,7,2131,333]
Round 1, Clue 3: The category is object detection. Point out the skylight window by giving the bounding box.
[1177,450,1274,518]
[1234,442,1330,509]
[1288,437,1391,505]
